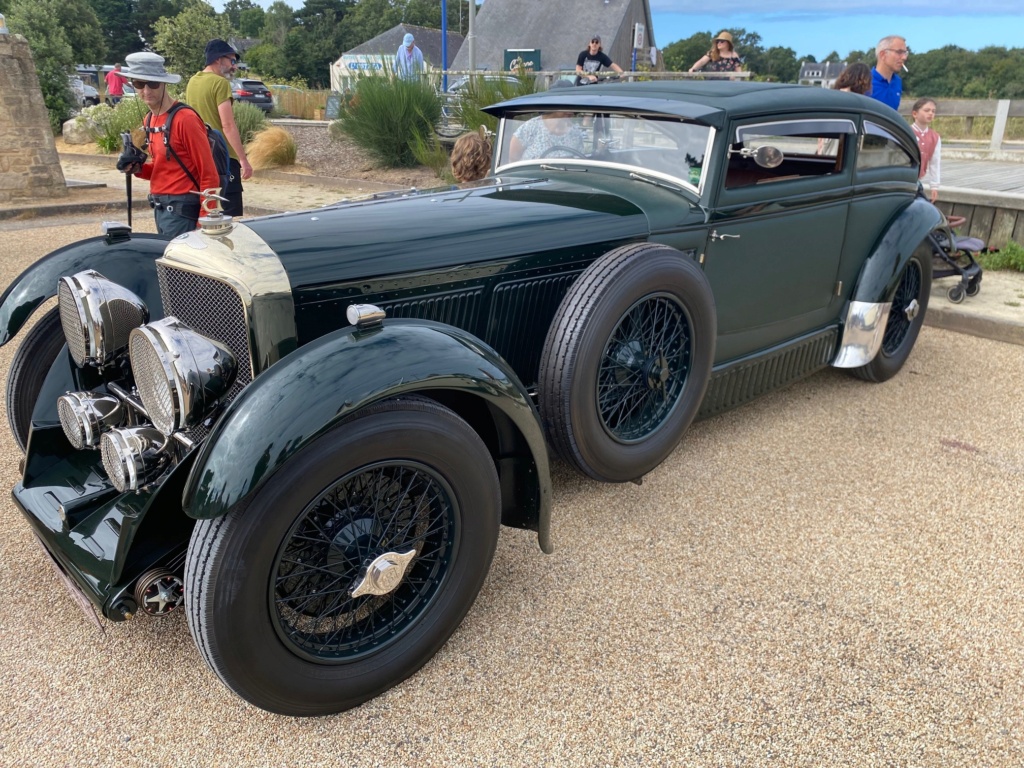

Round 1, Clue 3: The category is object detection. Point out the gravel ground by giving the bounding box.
[1,218,1023,766]
[271,122,440,189]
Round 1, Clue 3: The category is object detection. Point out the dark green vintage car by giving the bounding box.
[0,82,939,715]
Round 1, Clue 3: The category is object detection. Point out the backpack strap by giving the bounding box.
[145,102,201,192]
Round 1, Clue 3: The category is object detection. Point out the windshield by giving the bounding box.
[495,111,713,188]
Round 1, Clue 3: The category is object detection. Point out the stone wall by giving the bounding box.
[0,33,67,205]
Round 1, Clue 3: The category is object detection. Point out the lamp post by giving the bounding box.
[467,0,475,72]
[441,0,448,92]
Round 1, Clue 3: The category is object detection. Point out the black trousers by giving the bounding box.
[222,157,244,217]
[149,193,200,238]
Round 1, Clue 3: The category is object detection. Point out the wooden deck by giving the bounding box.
[944,157,1024,195]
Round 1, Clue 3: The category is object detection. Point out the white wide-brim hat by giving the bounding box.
[117,51,181,84]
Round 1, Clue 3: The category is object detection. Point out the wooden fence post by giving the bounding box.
[991,99,1011,151]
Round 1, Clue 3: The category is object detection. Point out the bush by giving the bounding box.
[92,99,148,153]
[247,125,298,170]
[453,74,538,134]
[335,72,440,168]
[410,132,454,182]
[232,101,267,145]
[977,239,1024,272]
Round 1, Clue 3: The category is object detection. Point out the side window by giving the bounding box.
[726,118,857,189]
[857,121,915,170]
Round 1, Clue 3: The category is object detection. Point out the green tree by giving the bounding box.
[223,0,256,29]
[343,0,401,46]
[51,0,108,64]
[152,0,231,82]
[135,0,189,48]
[261,0,294,47]
[661,32,713,72]
[758,46,799,83]
[284,0,354,85]
[238,6,265,37]
[6,0,76,133]
[87,0,140,63]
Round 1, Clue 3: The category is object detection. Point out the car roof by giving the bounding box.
[484,81,907,133]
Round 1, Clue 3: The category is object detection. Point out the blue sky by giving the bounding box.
[212,1,1023,60]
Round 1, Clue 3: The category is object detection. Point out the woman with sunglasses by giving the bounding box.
[688,31,743,73]
[575,35,623,84]
[115,52,219,238]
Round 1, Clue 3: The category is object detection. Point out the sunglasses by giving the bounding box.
[590,40,600,44]
[130,80,163,90]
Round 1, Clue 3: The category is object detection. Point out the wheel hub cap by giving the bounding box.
[351,549,417,597]
[904,298,920,322]
[645,352,670,393]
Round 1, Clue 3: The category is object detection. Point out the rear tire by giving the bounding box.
[852,248,932,383]
[185,396,500,716]
[5,307,66,452]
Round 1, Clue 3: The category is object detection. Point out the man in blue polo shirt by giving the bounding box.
[869,35,908,110]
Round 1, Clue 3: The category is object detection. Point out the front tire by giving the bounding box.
[852,248,932,383]
[185,396,501,716]
[538,243,716,482]
[5,307,67,452]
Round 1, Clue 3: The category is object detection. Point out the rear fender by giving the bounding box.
[182,319,553,552]
[0,232,168,346]
[851,197,941,303]
[834,196,940,368]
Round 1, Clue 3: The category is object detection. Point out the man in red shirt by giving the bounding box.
[104,63,124,105]
[115,52,219,238]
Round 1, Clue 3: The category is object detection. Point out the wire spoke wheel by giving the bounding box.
[597,294,691,442]
[271,461,455,662]
[539,243,716,483]
[185,396,500,716]
[881,258,922,356]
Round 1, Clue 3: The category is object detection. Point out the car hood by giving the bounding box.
[245,177,651,288]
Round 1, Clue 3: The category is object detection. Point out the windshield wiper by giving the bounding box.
[628,171,687,194]
[539,164,588,172]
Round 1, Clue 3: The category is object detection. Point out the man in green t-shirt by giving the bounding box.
[186,39,252,216]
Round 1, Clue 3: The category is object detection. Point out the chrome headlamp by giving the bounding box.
[57,392,124,449]
[128,317,238,436]
[58,271,149,368]
[100,427,166,493]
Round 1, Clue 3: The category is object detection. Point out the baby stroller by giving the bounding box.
[926,213,985,303]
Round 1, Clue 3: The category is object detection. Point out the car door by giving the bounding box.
[701,117,858,363]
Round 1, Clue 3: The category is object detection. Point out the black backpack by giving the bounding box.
[144,102,232,193]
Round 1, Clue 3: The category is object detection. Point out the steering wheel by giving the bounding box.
[543,146,587,158]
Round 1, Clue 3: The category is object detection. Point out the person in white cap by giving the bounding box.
[114,52,218,238]
[395,32,424,80]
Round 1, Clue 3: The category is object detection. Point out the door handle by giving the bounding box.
[710,230,741,241]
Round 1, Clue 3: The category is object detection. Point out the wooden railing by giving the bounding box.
[898,99,1024,150]
[437,69,751,89]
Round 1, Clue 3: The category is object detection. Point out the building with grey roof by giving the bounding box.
[449,0,657,74]
[798,61,847,89]
[331,23,465,90]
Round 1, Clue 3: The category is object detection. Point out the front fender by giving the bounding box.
[0,232,168,345]
[852,196,941,303]
[182,319,552,552]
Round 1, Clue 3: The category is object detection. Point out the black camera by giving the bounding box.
[117,132,147,173]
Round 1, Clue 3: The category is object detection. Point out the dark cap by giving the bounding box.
[205,39,238,66]
[591,35,601,43]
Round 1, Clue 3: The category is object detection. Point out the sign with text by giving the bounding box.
[633,23,646,49]
[504,49,541,73]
